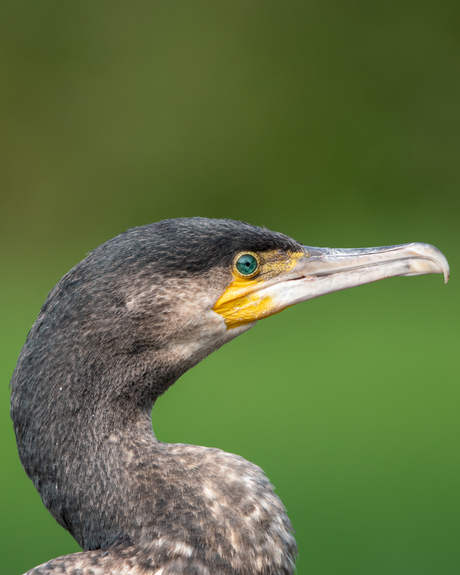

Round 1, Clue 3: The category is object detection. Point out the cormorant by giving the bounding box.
[10,218,449,575]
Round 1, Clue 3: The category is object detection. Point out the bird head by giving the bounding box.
[15,217,449,413]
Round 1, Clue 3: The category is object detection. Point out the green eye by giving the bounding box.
[235,253,259,277]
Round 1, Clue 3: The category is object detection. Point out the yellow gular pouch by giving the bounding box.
[213,250,304,329]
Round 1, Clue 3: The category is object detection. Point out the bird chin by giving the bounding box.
[218,316,258,337]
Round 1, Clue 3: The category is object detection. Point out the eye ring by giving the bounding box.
[233,252,261,279]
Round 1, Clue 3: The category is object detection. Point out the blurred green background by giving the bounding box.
[1,1,459,573]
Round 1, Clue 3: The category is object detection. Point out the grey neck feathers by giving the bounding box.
[11,346,297,574]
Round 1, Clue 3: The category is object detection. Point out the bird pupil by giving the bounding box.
[236,254,258,276]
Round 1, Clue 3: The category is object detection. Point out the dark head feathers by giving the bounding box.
[85,217,302,277]
[33,218,301,330]
[18,217,303,406]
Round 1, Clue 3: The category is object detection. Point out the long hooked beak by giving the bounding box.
[213,242,449,329]
[269,242,450,311]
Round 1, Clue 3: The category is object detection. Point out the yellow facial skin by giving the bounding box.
[213,250,304,329]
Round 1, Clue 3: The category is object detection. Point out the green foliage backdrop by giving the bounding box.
[1,2,459,574]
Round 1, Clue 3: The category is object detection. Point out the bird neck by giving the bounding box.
[29,389,160,549]
[10,291,298,573]
[10,328,177,545]
[24,395,298,575]
[12,346,298,574]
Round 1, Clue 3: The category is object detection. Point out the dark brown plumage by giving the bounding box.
[10,218,449,575]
